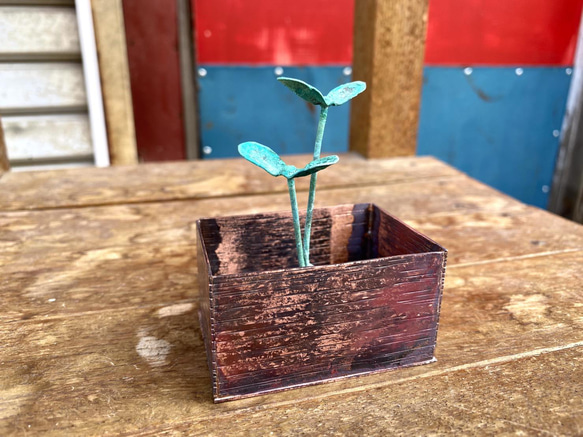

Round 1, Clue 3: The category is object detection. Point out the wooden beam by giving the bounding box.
[349,0,429,158]
[122,0,186,162]
[177,0,199,160]
[91,0,138,165]
[0,117,10,173]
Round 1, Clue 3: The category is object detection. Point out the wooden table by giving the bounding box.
[1,155,582,436]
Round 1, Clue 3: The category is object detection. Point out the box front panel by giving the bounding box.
[212,253,444,399]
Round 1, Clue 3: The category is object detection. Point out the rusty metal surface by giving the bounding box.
[197,203,447,402]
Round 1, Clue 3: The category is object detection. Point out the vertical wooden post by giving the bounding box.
[350,0,429,158]
[91,0,138,165]
[0,117,10,173]
[177,0,199,160]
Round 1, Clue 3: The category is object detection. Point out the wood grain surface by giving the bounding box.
[0,154,458,210]
[1,156,582,435]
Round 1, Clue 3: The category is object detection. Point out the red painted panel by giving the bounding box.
[194,0,354,65]
[123,0,186,161]
[425,0,583,65]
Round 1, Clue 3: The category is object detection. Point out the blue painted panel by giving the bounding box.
[197,66,351,159]
[417,67,571,208]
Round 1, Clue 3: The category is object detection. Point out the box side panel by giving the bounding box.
[212,252,444,399]
[329,203,370,264]
[372,205,445,257]
[196,229,217,397]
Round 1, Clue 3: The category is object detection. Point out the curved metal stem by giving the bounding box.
[287,178,306,267]
[303,106,329,264]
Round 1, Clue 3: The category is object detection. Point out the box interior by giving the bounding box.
[198,203,444,276]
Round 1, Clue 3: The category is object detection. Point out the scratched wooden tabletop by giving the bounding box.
[1,154,582,436]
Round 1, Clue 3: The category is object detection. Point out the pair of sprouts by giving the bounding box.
[238,77,366,267]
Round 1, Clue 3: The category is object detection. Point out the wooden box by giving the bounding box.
[196,203,447,402]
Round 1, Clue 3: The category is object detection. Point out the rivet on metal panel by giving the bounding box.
[566,68,573,75]
[553,129,560,138]
[198,68,207,77]
[463,67,473,76]
[515,68,524,76]
[343,67,352,76]
[542,185,550,193]
[202,145,212,155]
[274,67,284,76]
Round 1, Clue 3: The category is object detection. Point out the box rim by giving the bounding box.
[373,203,447,254]
[197,203,447,281]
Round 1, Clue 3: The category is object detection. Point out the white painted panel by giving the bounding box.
[3,114,92,161]
[0,6,80,59]
[76,0,109,166]
[0,1,75,5]
[11,161,93,172]
[0,63,87,113]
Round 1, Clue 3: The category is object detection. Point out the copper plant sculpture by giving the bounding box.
[197,76,447,403]
[238,77,366,267]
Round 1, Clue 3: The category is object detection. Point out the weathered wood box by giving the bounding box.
[196,203,447,402]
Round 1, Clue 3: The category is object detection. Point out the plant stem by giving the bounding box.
[287,178,306,267]
[303,105,329,264]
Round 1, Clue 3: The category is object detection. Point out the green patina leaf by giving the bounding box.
[284,155,339,179]
[237,141,287,177]
[277,77,327,107]
[324,81,367,106]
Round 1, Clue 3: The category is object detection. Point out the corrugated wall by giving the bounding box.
[0,2,94,170]
[419,0,583,208]
[192,0,583,208]
[122,0,583,208]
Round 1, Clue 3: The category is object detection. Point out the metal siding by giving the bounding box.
[417,67,571,208]
[0,5,93,171]
[425,0,583,65]
[3,114,92,162]
[194,0,354,65]
[194,0,583,67]
[0,6,80,61]
[198,66,351,159]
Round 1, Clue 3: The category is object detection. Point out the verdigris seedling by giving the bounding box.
[238,77,366,267]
